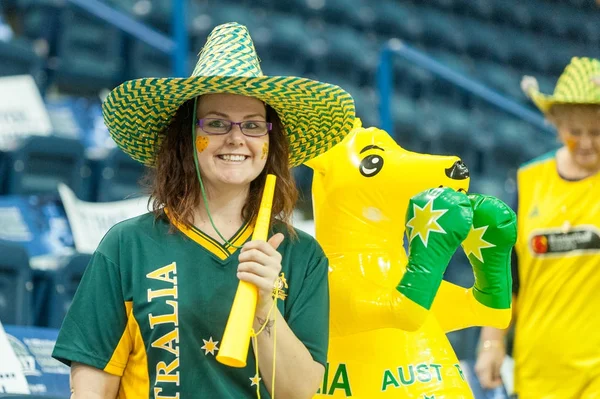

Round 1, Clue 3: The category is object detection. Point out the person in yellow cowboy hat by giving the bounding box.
[476,57,600,398]
[51,22,355,399]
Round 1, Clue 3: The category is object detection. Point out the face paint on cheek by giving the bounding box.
[261,142,269,160]
[196,136,209,153]
[564,137,578,152]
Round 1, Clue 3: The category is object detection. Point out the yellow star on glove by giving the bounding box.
[406,198,448,247]
[462,225,495,263]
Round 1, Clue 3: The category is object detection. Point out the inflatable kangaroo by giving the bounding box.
[306,120,517,398]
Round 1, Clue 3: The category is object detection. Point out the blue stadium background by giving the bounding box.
[0,0,598,397]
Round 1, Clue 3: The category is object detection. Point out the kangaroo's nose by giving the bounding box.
[445,160,469,180]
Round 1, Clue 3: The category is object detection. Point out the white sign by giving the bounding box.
[0,206,33,241]
[0,321,30,394]
[0,75,52,150]
[58,183,150,254]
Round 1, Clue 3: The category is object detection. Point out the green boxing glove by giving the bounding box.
[461,194,517,309]
[397,187,473,310]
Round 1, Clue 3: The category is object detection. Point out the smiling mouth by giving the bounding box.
[217,154,249,162]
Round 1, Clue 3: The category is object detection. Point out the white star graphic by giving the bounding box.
[201,337,219,356]
[405,198,448,247]
[462,225,496,262]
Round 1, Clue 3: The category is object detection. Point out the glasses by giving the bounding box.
[196,118,272,137]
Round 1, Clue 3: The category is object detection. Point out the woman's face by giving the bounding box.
[553,106,600,170]
[195,93,270,191]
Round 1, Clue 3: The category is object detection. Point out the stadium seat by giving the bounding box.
[0,150,7,194]
[544,38,600,76]
[95,147,147,202]
[119,0,207,36]
[128,40,171,79]
[373,1,424,43]
[507,31,551,73]
[430,49,475,77]
[422,50,475,104]
[353,87,379,129]
[318,0,375,31]
[476,61,527,102]
[201,3,269,50]
[15,0,62,51]
[53,8,124,93]
[427,0,457,12]
[5,135,90,200]
[44,96,92,141]
[461,18,511,64]
[261,61,306,80]
[469,174,508,202]
[435,106,478,168]
[135,0,171,33]
[391,94,424,151]
[0,37,42,78]
[420,7,467,53]
[0,0,16,8]
[0,240,33,326]
[485,119,543,175]
[45,253,91,329]
[531,2,599,44]
[470,0,496,20]
[490,0,532,28]
[318,24,377,86]
[392,59,437,100]
[413,99,476,165]
[266,13,314,71]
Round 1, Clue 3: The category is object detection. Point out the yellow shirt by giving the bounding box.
[514,151,600,394]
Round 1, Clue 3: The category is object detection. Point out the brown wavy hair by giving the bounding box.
[145,98,298,237]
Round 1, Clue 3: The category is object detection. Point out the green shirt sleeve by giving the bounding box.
[52,231,131,376]
[284,241,330,367]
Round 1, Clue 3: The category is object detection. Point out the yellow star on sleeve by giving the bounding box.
[406,198,448,247]
[201,337,219,356]
[250,374,262,387]
[462,225,495,262]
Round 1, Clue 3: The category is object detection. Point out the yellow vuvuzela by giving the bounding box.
[217,174,277,367]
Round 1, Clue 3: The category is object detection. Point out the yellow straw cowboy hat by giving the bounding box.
[521,57,600,114]
[101,22,355,167]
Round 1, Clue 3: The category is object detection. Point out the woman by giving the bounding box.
[52,22,355,399]
[475,57,600,398]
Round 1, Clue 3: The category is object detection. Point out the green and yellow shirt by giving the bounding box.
[52,212,329,398]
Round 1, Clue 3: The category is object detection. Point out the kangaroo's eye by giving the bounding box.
[359,154,384,177]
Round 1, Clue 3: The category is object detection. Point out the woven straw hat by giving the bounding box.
[102,22,355,167]
[523,57,600,114]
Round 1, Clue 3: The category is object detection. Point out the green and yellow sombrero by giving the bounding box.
[102,22,355,167]
[524,57,600,114]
